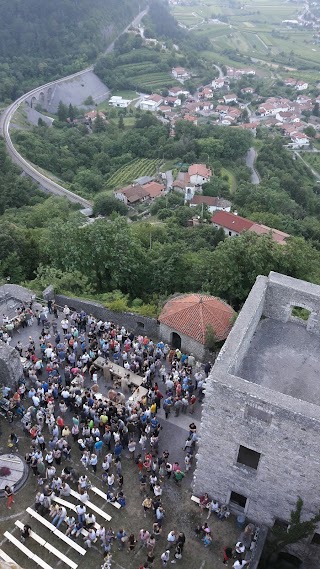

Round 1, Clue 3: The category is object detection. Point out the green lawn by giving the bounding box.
[112,90,138,100]
[221,167,237,194]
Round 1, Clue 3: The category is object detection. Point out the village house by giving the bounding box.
[290,132,310,147]
[284,78,297,87]
[241,87,254,95]
[108,95,132,108]
[199,87,214,99]
[114,180,166,205]
[139,94,163,112]
[212,78,225,90]
[183,114,198,125]
[295,81,309,91]
[188,163,212,187]
[85,110,106,122]
[114,184,149,205]
[171,66,191,81]
[211,211,289,244]
[163,96,181,107]
[141,181,166,200]
[189,195,231,213]
[168,86,190,97]
[223,93,238,104]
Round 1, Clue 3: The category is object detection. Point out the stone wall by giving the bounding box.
[194,272,320,528]
[0,341,23,388]
[159,322,207,361]
[193,378,320,526]
[54,294,159,340]
[263,272,320,334]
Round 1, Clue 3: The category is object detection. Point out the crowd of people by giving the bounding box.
[0,299,253,568]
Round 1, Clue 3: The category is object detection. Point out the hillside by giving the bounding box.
[0,0,142,102]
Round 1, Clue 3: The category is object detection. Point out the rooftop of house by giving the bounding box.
[142,181,165,198]
[190,195,231,208]
[248,223,289,244]
[115,184,149,203]
[212,211,254,233]
[188,164,212,178]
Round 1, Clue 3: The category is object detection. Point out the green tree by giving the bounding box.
[93,193,128,217]
[93,112,107,133]
[57,101,68,122]
[263,497,320,562]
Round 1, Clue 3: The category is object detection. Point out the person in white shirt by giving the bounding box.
[161,549,170,566]
[84,528,96,548]
[233,561,248,568]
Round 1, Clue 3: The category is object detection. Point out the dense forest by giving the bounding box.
[0,0,142,102]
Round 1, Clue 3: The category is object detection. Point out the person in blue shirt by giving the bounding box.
[95,438,103,455]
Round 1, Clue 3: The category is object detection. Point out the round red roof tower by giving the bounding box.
[158,294,236,344]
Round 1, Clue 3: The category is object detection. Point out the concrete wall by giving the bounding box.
[159,322,206,360]
[54,294,159,339]
[0,342,23,387]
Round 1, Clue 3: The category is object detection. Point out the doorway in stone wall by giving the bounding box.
[171,332,181,350]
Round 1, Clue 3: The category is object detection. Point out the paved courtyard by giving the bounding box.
[0,302,240,569]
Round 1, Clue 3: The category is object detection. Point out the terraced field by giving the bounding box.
[107,158,160,187]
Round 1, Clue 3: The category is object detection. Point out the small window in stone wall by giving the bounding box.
[237,445,261,470]
[273,519,290,532]
[230,491,247,509]
[136,321,145,329]
[246,405,272,425]
[311,533,320,545]
[291,306,311,322]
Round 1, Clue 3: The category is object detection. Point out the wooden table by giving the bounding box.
[93,356,106,369]
[128,386,148,405]
[110,363,144,388]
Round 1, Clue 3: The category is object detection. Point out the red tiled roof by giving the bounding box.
[211,211,254,233]
[248,224,289,244]
[159,294,236,343]
[190,196,218,206]
[188,164,212,178]
[143,181,165,198]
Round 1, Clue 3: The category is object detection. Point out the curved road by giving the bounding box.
[0,9,147,209]
[246,147,260,185]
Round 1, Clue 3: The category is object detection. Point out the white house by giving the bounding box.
[172,67,190,81]
[168,87,190,97]
[290,133,310,147]
[212,78,225,90]
[189,195,231,213]
[139,94,163,112]
[295,81,308,91]
[223,94,238,104]
[109,95,132,108]
[188,163,212,187]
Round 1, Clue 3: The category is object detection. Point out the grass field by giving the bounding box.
[301,153,320,174]
[221,166,237,194]
[107,158,160,188]
[171,0,320,81]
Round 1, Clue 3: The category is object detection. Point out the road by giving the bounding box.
[246,147,260,185]
[212,63,224,79]
[0,9,148,209]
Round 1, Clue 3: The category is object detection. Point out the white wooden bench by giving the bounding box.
[91,486,121,509]
[45,542,78,569]
[15,521,78,569]
[52,496,77,511]
[26,508,86,556]
[69,489,112,521]
[191,495,200,504]
[4,531,35,560]
[33,554,55,569]
[0,548,16,565]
